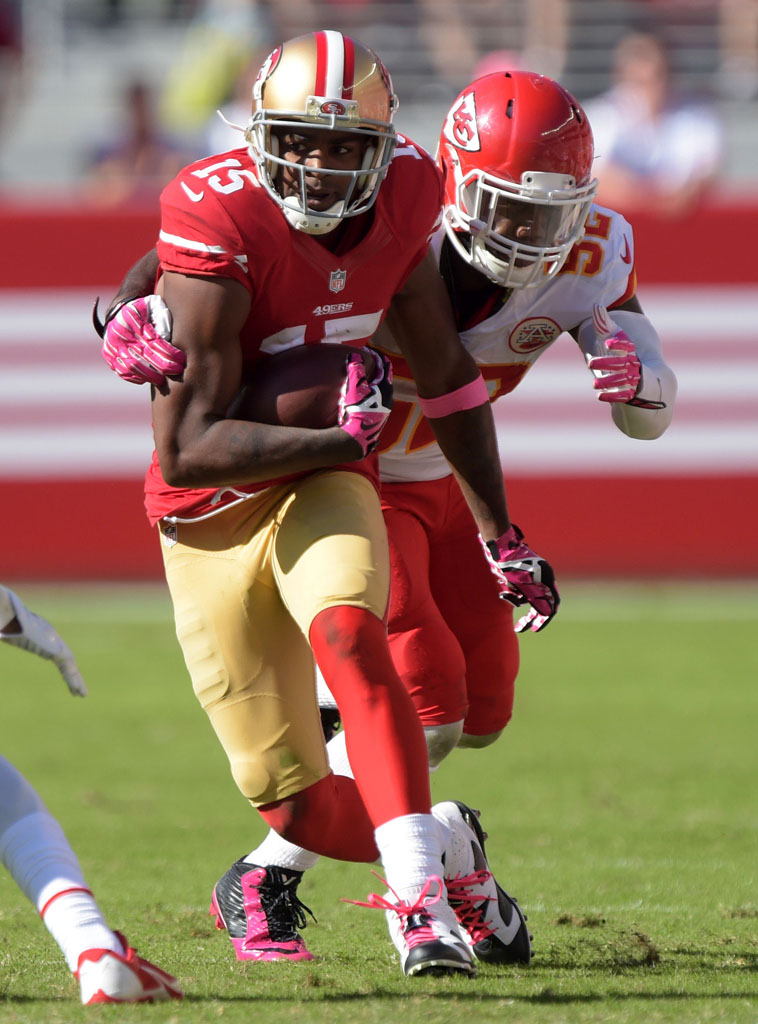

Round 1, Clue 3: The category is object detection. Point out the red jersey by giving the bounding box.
[145,136,443,524]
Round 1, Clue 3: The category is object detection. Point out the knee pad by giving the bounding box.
[423,721,464,768]
[458,729,504,750]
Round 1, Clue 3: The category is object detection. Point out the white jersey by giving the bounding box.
[377,204,640,483]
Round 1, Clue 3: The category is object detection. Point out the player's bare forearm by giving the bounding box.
[428,403,510,541]
[152,271,364,487]
[158,414,363,488]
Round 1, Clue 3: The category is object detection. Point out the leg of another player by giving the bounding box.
[0,756,182,1004]
[384,502,470,768]
[428,491,520,751]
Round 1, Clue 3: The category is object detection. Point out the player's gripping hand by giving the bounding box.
[94,295,185,387]
[337,348,394,457]
[587,303,641,403]
[479,525,560,633]
[0,585,88,696]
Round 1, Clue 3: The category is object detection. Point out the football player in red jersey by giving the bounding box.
[1,585,183,1004]
[103,67,677,968]
[94,35,558,976]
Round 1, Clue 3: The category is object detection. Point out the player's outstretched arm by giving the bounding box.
[574,297,677,439]
[0,585,87,696]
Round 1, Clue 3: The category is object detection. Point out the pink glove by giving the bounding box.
[337,348,394,457]
[95,295,185,386]
[587,303,641,403]
[480,525,560,633]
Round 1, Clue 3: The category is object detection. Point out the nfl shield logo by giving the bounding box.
[329,269,347,293]
[162,523,178,548]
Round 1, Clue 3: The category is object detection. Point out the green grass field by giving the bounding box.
[1,581,757,1024]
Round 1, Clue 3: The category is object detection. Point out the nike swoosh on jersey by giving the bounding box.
[620,236,632,264]
[181,182,205,203]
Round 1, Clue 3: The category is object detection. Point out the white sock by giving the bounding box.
[1,811,120,970]
[43,889,123,971]
[374,813,445,902]
[243,830,320,872]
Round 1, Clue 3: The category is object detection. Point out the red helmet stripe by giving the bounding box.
[342,36,355,99]
[314,30,328,96]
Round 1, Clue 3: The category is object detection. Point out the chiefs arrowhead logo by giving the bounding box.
[442,92,480,152]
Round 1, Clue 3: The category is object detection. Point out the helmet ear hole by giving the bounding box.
[356,143,376,190]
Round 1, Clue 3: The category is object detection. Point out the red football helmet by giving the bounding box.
[438,71,597,288]
[244,30,398,234]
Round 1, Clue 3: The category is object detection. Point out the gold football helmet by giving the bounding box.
[245,31,399,234]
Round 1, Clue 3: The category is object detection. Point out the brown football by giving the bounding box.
[227,344,376,429]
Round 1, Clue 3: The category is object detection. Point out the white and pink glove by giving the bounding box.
[337,348,394,457]
[94,295,185,387]
[480,525,560,633]
[587,303,641,403]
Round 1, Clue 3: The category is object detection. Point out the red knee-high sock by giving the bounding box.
[259,774,379,861]
[309,605,431,825]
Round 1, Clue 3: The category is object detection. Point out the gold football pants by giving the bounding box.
[159,470,390,807]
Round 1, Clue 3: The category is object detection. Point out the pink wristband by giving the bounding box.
[418,374,489,418]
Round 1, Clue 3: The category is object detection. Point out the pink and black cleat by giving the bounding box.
[209,860,315,962]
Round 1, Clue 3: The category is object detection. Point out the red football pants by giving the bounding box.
[382,475,519,735]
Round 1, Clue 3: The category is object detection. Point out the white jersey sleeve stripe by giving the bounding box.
[158,229,248,266]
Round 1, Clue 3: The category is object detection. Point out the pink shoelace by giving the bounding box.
[344,873,446,949]
[445,869,497,943]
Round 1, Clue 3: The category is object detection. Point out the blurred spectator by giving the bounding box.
[718,0,758,99]
[78,0,200,29]
[471,49,523,79]
[417,0,568,88]
[0,0,22,138]
[159,0,273,143]
[583,30,723,218]
[205,56,259,155]
[83,79,191,205]
[275,0,568,98]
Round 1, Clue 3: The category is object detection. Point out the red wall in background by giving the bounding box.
[1,196,753,287]
[0,203,160,288]
[1,198,756,580]
[2,474,755,581]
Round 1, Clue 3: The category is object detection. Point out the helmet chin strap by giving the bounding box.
[281,195,345,234]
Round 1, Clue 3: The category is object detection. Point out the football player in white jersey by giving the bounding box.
[98,70,675,966]
[1,584,183,1004]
